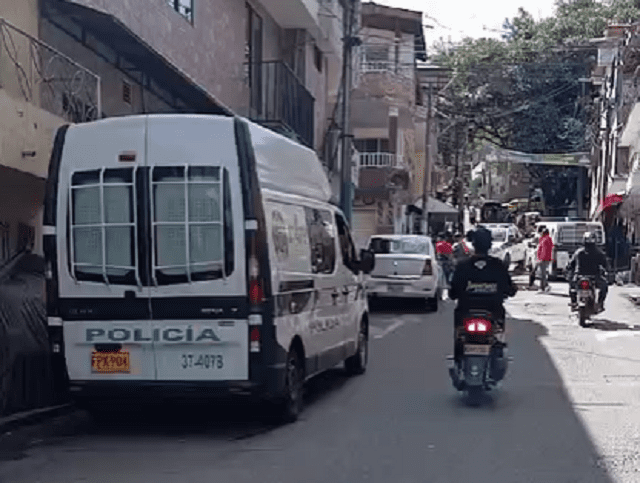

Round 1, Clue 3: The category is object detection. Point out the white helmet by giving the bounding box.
[583,231,596,245]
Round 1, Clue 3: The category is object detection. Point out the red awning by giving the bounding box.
[599,193,625,211]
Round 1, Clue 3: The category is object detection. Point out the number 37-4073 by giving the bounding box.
[181,354,223,369]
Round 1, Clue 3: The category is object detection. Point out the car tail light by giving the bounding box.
[464,318,492,333]
[422,259,433,275]
[580,280,590,290]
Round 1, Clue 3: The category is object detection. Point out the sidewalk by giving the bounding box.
[0,253,69,420]
[506,279,640,481]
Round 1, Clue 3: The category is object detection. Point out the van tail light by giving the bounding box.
[43,233,59,317]
[580,280,590,290]
[249,279,264,305]
[250,326,261,353]
[247,253,266,306]
[422,259,433,276]
[464,318,492,334]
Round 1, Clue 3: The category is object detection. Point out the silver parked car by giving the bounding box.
[365,235,441,311]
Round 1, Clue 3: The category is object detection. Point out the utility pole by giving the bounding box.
[340,0,358,223]
[420,84,432,235]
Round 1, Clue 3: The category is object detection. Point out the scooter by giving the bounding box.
[570,275,600,327]
[447,309,511,405]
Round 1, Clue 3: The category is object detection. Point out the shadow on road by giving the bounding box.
[0,366,358,464]
[421,313,616,481]
[584,319,640,331]
[368,298,435,314]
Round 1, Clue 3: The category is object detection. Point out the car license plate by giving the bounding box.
[388,284,404,293]
[464,344,491,355]
[91,351,130,373]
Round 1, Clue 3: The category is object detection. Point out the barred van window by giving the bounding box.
[152,166,226,284]
[71,168,136,284]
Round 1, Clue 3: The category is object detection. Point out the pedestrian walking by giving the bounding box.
[529,228,553,292]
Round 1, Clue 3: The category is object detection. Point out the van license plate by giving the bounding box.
[91,351,130,373]
[464,345,491,355]
[388,284,404,293]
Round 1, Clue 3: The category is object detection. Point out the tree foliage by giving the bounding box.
[431,0,640,159]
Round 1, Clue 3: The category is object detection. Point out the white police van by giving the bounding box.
[44,114,374,422]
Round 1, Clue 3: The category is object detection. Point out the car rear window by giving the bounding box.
[368,238,431,255]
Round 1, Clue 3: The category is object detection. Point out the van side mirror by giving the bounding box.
[359,249,375,274]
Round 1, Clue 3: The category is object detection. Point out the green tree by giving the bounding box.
[432,0,640,157]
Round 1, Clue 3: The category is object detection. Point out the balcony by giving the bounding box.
[359,152,404,168]
[0,18,100,123]
[360,60,413,79]
[248,61,315,148]
[258,0,319,31]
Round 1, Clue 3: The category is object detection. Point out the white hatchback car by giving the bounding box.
[365,235,441,311]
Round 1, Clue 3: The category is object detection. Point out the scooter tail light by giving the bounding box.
[464,318,492,333]
[580,280,590,290]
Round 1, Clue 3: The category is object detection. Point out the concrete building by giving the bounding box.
[0,1,101,264]
[350,2,426,247]
[0,0,347,268]
[591,22,640,266]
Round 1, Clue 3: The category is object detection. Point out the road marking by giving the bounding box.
[373,320,405,339]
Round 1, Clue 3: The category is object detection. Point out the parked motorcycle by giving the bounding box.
[447,309,511,405]
[570,276,600,327]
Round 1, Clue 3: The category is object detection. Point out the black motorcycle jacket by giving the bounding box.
[449,254,517,311]
[567,246,609,278]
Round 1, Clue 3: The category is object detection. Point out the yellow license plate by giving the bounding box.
[91,351,130,373]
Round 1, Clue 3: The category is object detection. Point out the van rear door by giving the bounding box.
[58,117,156,381]
[144,116,249,381]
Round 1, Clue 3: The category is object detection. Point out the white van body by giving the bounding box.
[44,115,369,416]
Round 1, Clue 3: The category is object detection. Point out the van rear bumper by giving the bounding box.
[69,365,287,404]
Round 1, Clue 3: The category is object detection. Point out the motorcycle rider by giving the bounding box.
[452,232,471,265]
[449,227,518,364]
[567,231,610,313]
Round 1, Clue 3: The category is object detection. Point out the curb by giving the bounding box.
[0,403,75,434]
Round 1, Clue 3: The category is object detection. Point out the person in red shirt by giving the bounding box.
[530,229,553,292]
[436,237,453,256]
[436,234,454,286]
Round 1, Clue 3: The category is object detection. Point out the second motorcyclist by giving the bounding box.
[449,227,518,364]
[566,231,610,313]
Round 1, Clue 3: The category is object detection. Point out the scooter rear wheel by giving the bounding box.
[466,386,484,406]
[578,307,588,327]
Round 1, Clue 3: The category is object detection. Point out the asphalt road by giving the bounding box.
[0,295,615,483]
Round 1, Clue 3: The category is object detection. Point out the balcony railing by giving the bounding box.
[359,60,413,79]
[247,60,314,148]
[0,18,100,123]
[359,152,404,168]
